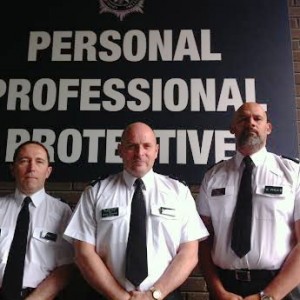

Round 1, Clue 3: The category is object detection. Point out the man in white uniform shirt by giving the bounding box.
[0,141,73,300]
[64,122,209,300]
[197,102,300,300]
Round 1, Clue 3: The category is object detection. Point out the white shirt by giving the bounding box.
[197,147,300,270]
[64,169,208,291]
[0,188,74,288]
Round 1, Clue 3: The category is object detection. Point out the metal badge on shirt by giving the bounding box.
[159,207,176,217]
[40,231,57,242]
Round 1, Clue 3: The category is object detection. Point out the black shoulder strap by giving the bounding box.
[89,174,110,186]
[281,155,300,164]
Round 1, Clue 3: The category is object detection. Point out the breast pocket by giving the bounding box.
[254,184,294,220]
[208,186,236,220]
[31,228,62,269]
[150,205,181,243]
[97,206,128,244]
[0,227,13,263]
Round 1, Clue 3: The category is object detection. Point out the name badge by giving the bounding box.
[102,207,119,218]
[211,188,226,196]
[159,207,175,217]
[40,231,57,242]
[264,186,283,195]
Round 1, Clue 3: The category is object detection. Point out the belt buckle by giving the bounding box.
[235,269,251,281]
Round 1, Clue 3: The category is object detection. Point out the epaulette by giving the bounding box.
[281,155,300,164]
[168,175,187,186]
[207,160,224,171]
[89,174,110,187]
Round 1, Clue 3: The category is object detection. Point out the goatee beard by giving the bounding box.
[237,131,262,151]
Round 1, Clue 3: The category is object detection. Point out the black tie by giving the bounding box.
[231,156,254,258]
[125,178,148,287]
[2,196,31,300]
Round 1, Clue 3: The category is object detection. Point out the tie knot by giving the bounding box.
[135,178,144,189]
[23,197,31,207]
[243,156,253,168]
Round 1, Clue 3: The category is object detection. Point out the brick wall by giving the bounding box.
[290,0,300,141]
[1,1,299,299]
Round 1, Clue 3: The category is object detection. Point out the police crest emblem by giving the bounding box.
[99,0,144,21]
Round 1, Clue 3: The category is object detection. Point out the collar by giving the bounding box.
[234,147,268,168]
[122,169,155,191]
[14,188,46,208]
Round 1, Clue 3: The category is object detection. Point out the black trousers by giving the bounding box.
[0,288,36,300]
[215,268,300,300]
[59,266,183,300]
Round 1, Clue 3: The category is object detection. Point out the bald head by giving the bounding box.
[118,122,159,177]
[121,122,156,143]
[230,102,272,155]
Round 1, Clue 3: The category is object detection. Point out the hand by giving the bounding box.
[25,295,54,300]
[244,294,260,300]
[129,290,153,300]
[214,290,244,300]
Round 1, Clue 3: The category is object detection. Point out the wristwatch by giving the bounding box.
[259,291,274,300]
[150,287,162,300]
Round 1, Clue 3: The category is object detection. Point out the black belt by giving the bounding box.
[218,268,279,282]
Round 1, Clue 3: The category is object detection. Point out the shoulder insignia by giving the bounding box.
[281,155,300,164]
[168,175,187,186]
[89,174,110,187]
[207,160,224,171]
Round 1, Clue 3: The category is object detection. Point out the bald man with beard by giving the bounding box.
[197,102,300,300]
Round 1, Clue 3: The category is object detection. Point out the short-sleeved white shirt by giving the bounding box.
[0,188,74,288]
[64,169,208,291]
[197,147,300,270]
